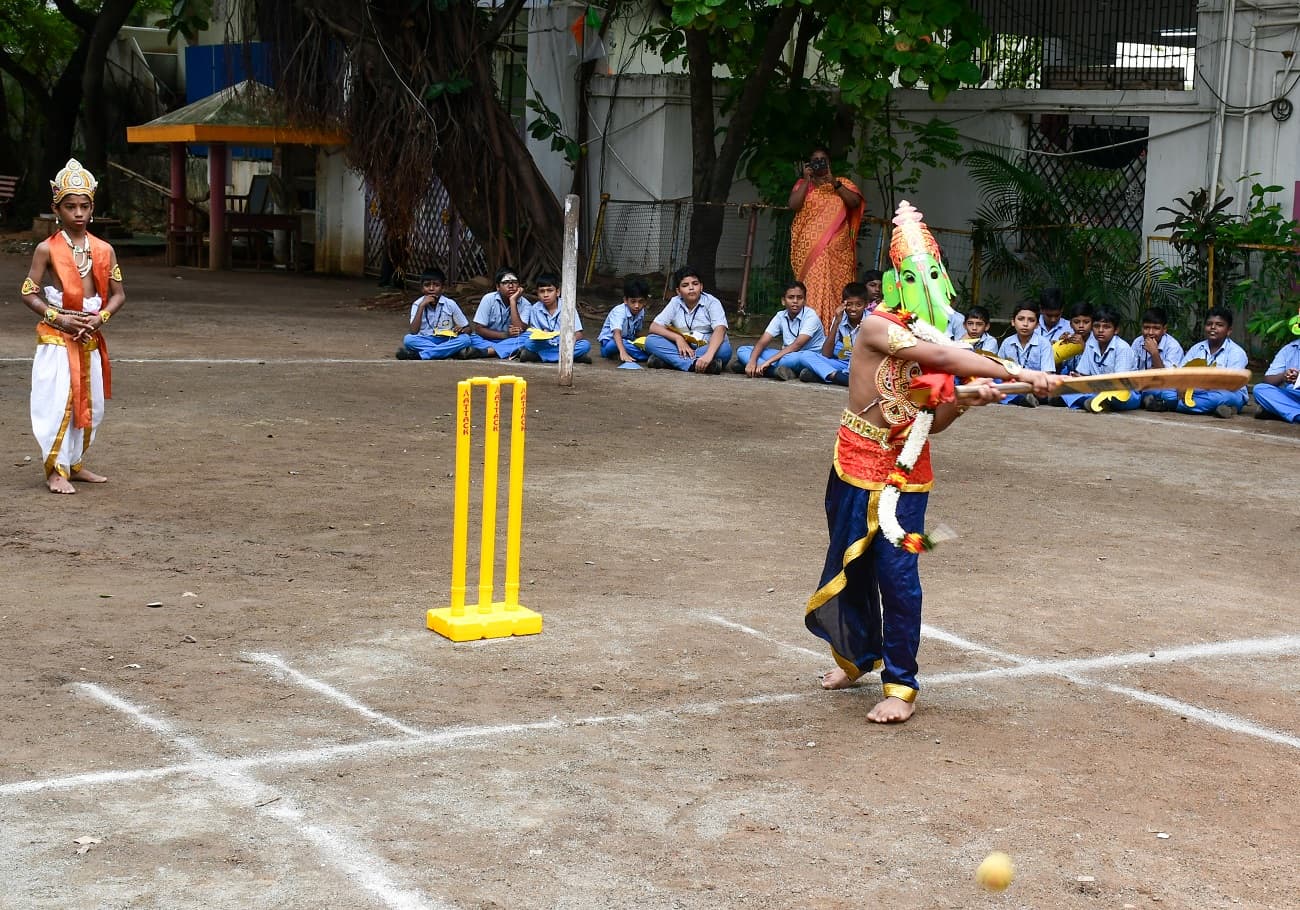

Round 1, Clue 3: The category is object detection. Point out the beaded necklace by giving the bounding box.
[60,230,92,278]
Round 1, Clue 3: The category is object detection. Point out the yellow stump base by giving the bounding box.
[426,603,543,642]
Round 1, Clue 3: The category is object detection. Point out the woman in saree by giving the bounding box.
[788,147,864,335]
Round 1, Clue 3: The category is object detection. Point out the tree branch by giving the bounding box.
[482,0,529,49]
[0,45,51,105]
[52,0,96,33]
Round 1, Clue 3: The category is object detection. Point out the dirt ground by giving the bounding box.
[1,250,1299,910]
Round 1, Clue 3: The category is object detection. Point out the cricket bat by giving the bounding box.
[955,367,1251,401]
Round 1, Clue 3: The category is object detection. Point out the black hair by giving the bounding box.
[493,266,520,285]
[534,272,560,289]
[1092,307,1121,326]
[623,276,650,299]
[1039,287,1063,311]
[783,280,808,295]
[842,281,868,300]
[1066,301,1094,320]
[861,269,884,283]
[1140,307,1169,326]
[672,265,702,288]
[965,305,991,323]
[1012,301,1040,318]
[421,268,446,285]
[1206,306,1234,327]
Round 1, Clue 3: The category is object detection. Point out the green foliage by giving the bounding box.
[965,147,1177,327]
[153,0,211,42]
[425,76,472,100]
[526,98,582,165]
[1156,180,1300,350]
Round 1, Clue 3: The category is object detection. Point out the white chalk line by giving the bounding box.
[0,356,392,365]
[78,683,447,910]
[244,652,426,738]
[703,615,1300,751]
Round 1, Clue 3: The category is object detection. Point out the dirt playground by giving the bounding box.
[1,251,1298,910]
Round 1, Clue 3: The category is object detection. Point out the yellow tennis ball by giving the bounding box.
[975,851,1014,892]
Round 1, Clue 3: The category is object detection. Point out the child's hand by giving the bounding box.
[619,351,637,364]
[1143,335,1160,355]
[744,358,761,377]
[675,339,694,358]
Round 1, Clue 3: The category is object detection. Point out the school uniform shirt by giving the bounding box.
[1264,339,1300,378]
[1035,319,1071,344]
[524,299,585,334]
[409,295,468,336]
[1075,336,1136,376]
[762,307,825,349]
[959,332,998,354]
[996,335,1055,372]
[473,291,532,333]
[599,304,644,343]
[831,313,862,359]
[1129,333,1185,371]
[1181,337,1249,390]
[946,309,965,341]
[652,293,728,343]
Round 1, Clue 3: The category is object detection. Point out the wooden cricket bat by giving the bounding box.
[955,367,1251,401]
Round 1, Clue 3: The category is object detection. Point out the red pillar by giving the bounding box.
[209,142,228,270]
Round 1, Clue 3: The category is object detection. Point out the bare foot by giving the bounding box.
[819,668,856,690]
[71,467,107,483]
[866,696,914,724]
[47,474,77,494]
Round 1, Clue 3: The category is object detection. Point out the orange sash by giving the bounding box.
[44,234,113,429]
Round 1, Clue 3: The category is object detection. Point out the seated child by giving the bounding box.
[1252,320,1300,422]
[1130,306,1185,371]
[956,304,998,354]
[861,269,883,311]
[1035,287,1070,344]
[469,266,530,359]
[397,268,471,360]
[519,272,592,363]
[1060,307,1140,411]
[599,277,650,363]
[733,280,824,381]
[798,282,868,386]
[996,302,1056,406]
[645,266,732,373]
[1053,302,1094,372]
[1143,306,1249,417]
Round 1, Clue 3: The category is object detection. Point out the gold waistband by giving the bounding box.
[37,331,100,351]
[840,409,892,446]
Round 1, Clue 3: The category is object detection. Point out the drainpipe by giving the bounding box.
[1237,21,1259,215]
[1209,0,1239,195]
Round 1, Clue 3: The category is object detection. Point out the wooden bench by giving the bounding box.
[0,174,18,219]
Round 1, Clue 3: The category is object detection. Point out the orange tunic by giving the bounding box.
[790,179,863,335]
[40,235,113,429]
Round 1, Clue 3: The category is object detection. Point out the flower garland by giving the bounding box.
[876,305,958,554]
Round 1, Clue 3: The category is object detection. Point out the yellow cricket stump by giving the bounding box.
[427,376,543,642]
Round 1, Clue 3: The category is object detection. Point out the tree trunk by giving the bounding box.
[80,0,142,212]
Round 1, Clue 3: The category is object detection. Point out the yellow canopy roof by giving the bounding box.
[127,80,345,146]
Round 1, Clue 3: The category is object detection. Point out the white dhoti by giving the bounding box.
[31,287,105,478]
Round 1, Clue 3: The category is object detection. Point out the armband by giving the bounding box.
[887,324,918,355]
[98,310,111,324]
[21,277,39,296]
[111,264,123,282]
[44,307,60,325]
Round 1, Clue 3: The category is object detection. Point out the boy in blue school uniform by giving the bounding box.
[1060,308,1140,411]
[468,267,530,359]
[1144,306,1249,417]
[518,272,593,364]
[732,280,824,381]
[1053,302,1094,373]
[799,282,868,385]
[1130,306,1185,371]
[396,268,472,360]
[997,302,1056,406]
[599,277,650,363]
[1252,322,1300,422]
[1034,287,1070,344]
[956,304,998,353]
[645,266,731,373]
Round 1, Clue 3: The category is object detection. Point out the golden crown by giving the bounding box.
[51,158,97,204]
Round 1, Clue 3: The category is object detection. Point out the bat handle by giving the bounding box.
[956,381,1031,400]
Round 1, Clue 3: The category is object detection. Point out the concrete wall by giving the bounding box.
[314,149,367,278]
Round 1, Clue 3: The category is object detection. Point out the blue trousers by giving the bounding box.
[1253,383,1300,422]
[806,474,927,697]
[600,338,648,361]
[1150,388,1248,414]
[524,335,591,363]
[403,333,471,360]
[644,334,733,372]
[798,352,851,382]
[1062,391,1142,411]
[468,333,527,358]
[735,346,818,375]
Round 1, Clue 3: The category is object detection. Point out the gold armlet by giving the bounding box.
[44,307,60,325]
[21,277,39,296]
[111,264,123,282]
[99,310,111,324]
[887,324,918,354]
